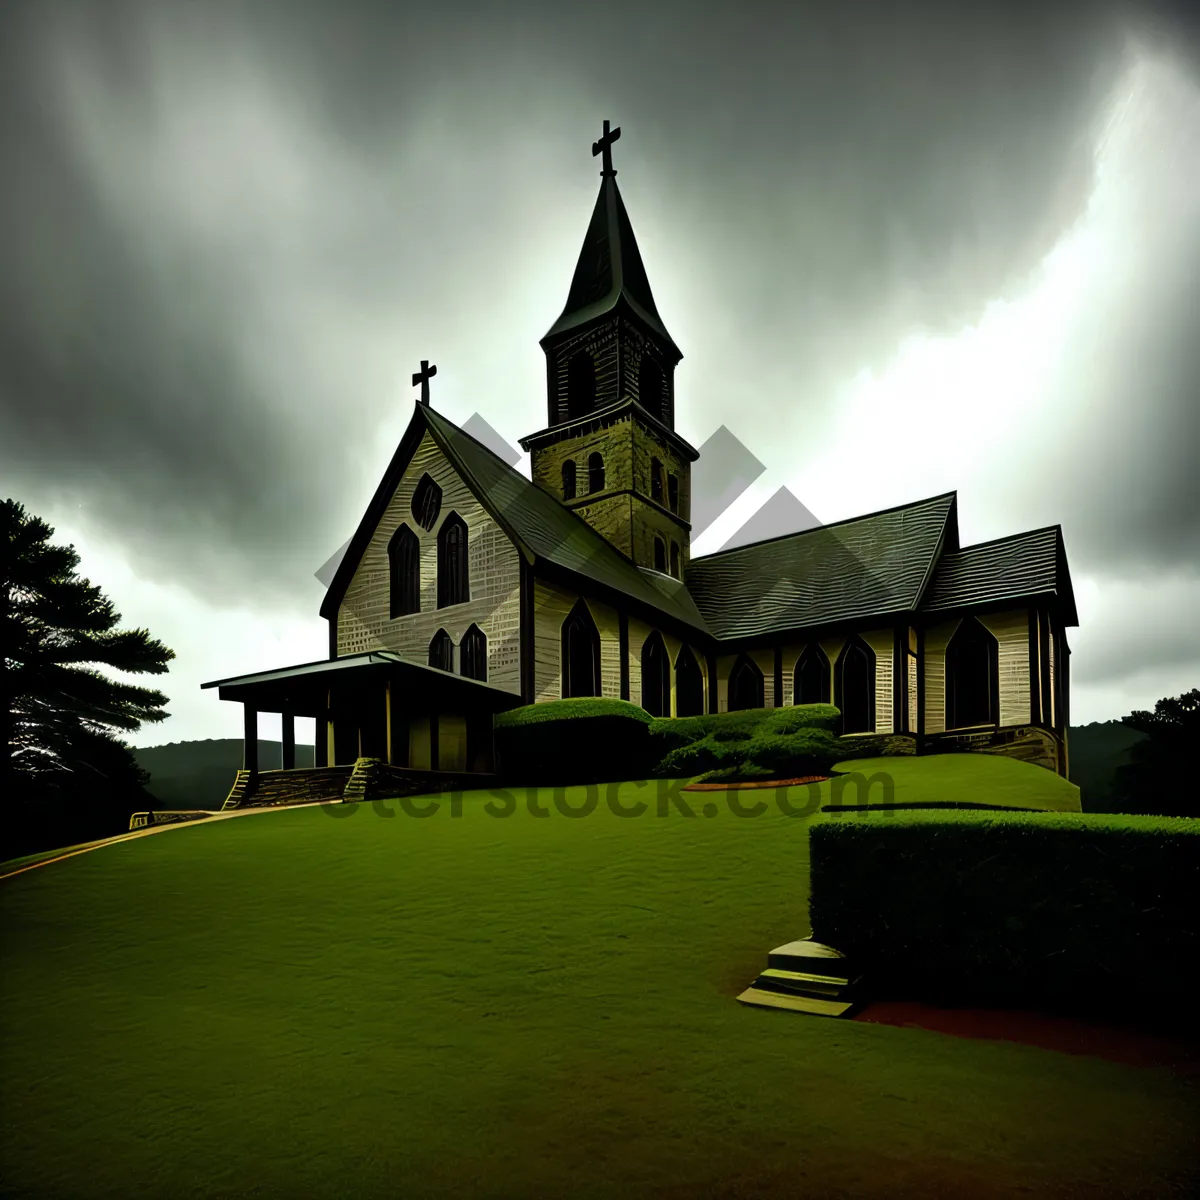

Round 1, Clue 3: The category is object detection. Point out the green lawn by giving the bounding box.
[828,751,1082,812]
[0,774,1190,1199]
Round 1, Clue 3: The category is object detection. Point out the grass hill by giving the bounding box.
[0,763,1190,1198]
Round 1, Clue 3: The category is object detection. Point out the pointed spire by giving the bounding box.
[541,124,680,359]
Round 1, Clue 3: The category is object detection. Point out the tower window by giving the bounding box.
[668,473,679,513]
[436,513,469,608]
[653,536,666,573]
[459,624,488,682]
[388,524,420,618]
[588,452,605,493]
[566,351,596,421]
[639,355,664,422]
[670,541,680,579]
[650,457,663,503]
[411,474,442,531]
[562,459,577,501]
[428,629,454,673]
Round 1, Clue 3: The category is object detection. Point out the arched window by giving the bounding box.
[436,513,469,608]
[653,536,667,573]
[945,616,999,728]
[560,599,601,698]
[793,644,831,706]
[728,655,764,711]
[460,623,488,682]
[668,473,679,513]
[588,452,605,493]
[562,459,577,501]
[411,474,442,531]
[566,351,596,420]
[639,355,664,420]
[675,644,705,717]
[428,629,454,673]
[650,457,664,503]
[388,524,420,618]
[640,631,671,717]
[835,636,875,734]
[669,541,680,579]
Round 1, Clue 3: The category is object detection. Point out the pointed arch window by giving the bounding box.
[653,536,667,573]
[436,513,469,608]
[639,355,664,420]
[669,541,680,579]
[641,631,671,717]
[562,459,577,501]
[588,452,605,494]
[675,644,705,717]
[411,474,442,531]
[566,351,596,420]
[728,654,764,711]
[428,629,454,673]
[945,616,999,729]
[388,524,420,618]
[793,644,831,706]
[835,636,875,734]
[668,473,679,514]
[650,457,664,503]
[460,623,488,682]
[561,599,601,698]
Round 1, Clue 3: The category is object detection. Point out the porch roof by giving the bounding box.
[200,652,526,717]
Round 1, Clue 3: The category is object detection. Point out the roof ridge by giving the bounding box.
[949,524,1063,555]
[690,490,958,564]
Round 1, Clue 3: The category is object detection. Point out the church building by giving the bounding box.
[203,122,1077,802]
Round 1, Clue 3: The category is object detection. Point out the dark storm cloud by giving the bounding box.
[0,0,1196,613]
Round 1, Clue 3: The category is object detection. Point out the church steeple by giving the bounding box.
[538,121,682,429]
[522,122,695,580]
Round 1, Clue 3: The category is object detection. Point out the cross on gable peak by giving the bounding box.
[413,359,437,406]
[592,119,621,177]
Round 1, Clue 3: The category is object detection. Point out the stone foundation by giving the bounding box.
[924,726,1061,774]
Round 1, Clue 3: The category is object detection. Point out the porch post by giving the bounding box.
[243,705,259,778]
[385,680,393,765]
[281,711,296,770]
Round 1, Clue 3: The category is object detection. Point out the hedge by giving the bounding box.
[808,809,1200,1016]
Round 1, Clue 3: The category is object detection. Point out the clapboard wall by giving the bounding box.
[531,579,621,703]
[337,432,523,694]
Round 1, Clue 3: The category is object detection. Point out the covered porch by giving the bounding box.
[201,651,525,801]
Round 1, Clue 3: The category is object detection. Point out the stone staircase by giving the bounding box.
[737,938,863,1017]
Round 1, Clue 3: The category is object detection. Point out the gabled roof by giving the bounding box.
[918,526,1078,625]
[541,175,680,361]
[685,492,958,640]
[319,403,709,634]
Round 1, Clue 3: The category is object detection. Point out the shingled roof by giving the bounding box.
[919,526,1078,625]
[320,402,708,634]
[685,493,958,640]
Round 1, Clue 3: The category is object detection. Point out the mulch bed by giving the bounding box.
[854,1000,1200,1078]
[682,776,832,792]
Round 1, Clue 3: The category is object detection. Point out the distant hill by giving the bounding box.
[134,740,315,811]
[1067,721,1147,813]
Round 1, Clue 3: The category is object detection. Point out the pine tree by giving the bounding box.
[1,499,174,827]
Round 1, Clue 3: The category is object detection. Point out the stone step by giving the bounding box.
[753,969,857,999]
[736,987,856,1018]
[767,938,853,980]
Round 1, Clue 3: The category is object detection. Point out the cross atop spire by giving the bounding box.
[412,359,437,406]
[592,119,621,177]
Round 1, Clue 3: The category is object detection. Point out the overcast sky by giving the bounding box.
[2,0,1198,748]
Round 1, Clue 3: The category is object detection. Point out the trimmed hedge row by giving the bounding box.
[808,809,1200,1015]
[493,700,902,786]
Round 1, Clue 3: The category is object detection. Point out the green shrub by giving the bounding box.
[494,699,655,785]
[696,761,776,783]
